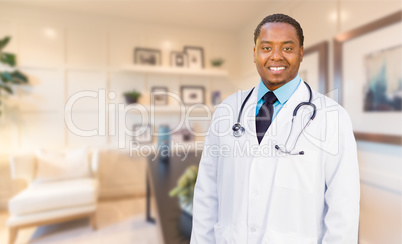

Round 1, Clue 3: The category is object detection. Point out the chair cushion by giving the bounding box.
[34,147,91,183]
[9,178,98,216]
[7,205,96,227]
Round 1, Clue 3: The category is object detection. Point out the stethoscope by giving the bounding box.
[232,81,316,155]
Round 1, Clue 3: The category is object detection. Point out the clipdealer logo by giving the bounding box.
[64,89,213,149]
[64,88,341,156]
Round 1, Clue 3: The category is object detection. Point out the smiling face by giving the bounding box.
[254,22,304,91]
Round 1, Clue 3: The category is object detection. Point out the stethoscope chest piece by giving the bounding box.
[232,123,245,137]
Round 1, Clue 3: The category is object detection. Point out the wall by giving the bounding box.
[236,1,402,243]
[0,3,238,206]
[0,1,401,242]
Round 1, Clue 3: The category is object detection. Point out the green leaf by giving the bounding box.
[0,53,16,66]
[0,36,10,51]
[0,72,13,82]
[0,84,13,94]
[169,166,199,200]
[178,188,190,197]
[12,70,28,83]
[169,187,180,197]
[0,71,28,85]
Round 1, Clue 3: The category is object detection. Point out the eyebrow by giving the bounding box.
[259,40,296,45]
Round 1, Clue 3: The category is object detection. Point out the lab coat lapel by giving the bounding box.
[263,81,311,146]
[241,86,259,149]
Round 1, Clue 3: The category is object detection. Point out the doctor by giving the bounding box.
[191,13,360,244]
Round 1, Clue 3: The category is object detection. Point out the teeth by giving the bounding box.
[270,67,285,71]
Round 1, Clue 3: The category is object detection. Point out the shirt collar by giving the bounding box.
[257,74,301,104]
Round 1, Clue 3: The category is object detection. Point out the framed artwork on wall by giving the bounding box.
[170,51,188,68]
[171,128,194,143]
[151,86,168,106]
[299,41,328,94]
[181,86,205,105]
[134,48,161,66]
[334,10,402,145]
[133,124,152,143]
[184,46,204,69]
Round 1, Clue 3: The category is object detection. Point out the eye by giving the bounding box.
[262,46,271,51]
[283,47,293,51]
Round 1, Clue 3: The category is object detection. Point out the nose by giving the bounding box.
[270,47,283,61]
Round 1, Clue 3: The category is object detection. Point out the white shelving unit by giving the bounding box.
[120,65,229,77]
[118,65,227,114]
[115,64,228,145]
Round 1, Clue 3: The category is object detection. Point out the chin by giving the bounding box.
[264,78,287,87]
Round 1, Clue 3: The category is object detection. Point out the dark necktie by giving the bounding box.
[256,91,278,144]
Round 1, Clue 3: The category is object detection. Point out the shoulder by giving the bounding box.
[310,90,354,135]
[305,90,356,153]
[221,88,254,106]
[311,90,351,120]
[213,88,254,116]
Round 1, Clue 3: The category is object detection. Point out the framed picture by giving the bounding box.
[184,46,204,69]
[181,86,205,105]
[151,86,168,106]
[134,48,161,66]
[334,10,402,145]
[171,128,194,143]
[170,51,188,68]
[299,41,328,94]
[133,124,152,143]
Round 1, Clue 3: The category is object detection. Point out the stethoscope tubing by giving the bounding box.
[232,81,316,155]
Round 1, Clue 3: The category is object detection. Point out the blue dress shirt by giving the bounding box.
[256,74,301,118]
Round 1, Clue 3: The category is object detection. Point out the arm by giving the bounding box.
[322,109,360,243]
[10,153,36,183]
[190,111,220,244]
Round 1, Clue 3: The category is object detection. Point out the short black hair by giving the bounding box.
[254,13,304,47]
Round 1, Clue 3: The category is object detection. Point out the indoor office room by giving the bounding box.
[0,1,401,244]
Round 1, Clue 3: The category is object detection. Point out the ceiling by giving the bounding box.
[1,0,295,32]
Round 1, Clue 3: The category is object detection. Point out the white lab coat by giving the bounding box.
[190,81,360,244]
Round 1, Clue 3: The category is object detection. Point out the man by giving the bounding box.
[191,14,360,244]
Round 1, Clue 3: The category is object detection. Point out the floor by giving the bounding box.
[0,197,160,244]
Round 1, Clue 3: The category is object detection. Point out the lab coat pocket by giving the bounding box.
[262,229,317,244]
[213,224,232,244]
[274,150,319,194]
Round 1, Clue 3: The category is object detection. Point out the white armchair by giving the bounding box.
[7,148,99,244]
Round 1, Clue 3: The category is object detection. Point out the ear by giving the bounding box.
[300,46,304,62]
[253,46,256,63]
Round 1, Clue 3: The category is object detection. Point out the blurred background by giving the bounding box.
[0,0,401,243]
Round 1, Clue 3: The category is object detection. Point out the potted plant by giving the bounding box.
[169,165,198,215]
[211,58,225,68]
[169,165,198,237]
[123,89,141,104]
[0,36,28,116]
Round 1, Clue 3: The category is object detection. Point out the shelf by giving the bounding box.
[126,105,216,114]
[120,65,228,77]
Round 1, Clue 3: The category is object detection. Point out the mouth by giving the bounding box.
[268,66,286,74]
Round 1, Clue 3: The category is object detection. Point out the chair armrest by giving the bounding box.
[91,150,100,178]
[10,153,36,183]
